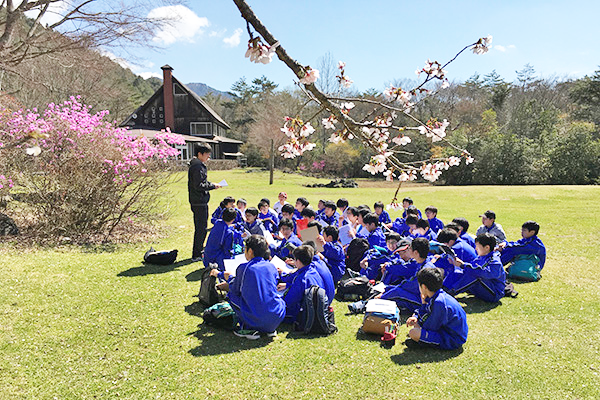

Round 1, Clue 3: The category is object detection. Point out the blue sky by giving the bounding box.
[117,0,599,93]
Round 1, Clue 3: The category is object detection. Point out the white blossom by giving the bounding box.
[26,146,41,156]
[299,68,319,84]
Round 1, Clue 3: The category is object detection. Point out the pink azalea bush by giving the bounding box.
[0,96,184,241]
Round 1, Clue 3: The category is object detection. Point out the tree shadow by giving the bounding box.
[391,341,464,365]
[455,294,502,314]
[117,258,198,277]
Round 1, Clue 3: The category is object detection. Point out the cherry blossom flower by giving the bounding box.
[299,67,319,84]
[448,156,461,166]
[338,61,346,70]
[392,135,411,146]
[466,155,474,164]
[441,79,450,89]
[472,35,493,55]
[322,115,337,130]
[245,39,279,64]
[300,122,315,137]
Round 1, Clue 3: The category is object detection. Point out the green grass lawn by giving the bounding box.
[1,169,599,399]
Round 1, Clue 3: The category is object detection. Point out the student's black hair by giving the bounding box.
[417,267,444,292]
[278,218,294,230]
[296,197,309,207]
[358,208,371,219]
[245,207,259,217]
[406,215,419,226]
[452,217,470,233]
[324,201,337,211]
[363,212,379,226]
[406,205,419,216]
[303,240,317,251]
[222,207,237,223]
[220,196,236,208]
[374,201,385,210]
[237,198,247,205]
[436,228,458,244]
[293,245,314,267]
[385,231,401,242]
[301,207,316,218]
[402,197,414,205]
[336,198,349,209]
[263,247,271,260]
[411,237,430,259]
[416,218,430,230]
[357,204,371,211]
[257,201,269,210]
[281,203,295,214]
[444,222,461,234]
[323,225,339,241]
[245,234,268,259]
[194,143,212,156]
[522,220,540,235]
[307,221,322,234]
[346,206,359,217]
[260,197,271,206]
[425,205,438,214]
[475,233,496,250]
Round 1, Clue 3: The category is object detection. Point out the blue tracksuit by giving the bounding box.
[390,218,411,237]
[378,210,392,224]
[382,257,424,286]
[414,289,468,350]
[204,220,235,270]
[293,209,303,220]
[281,264,325,323]
[322,241,346,284]
[356,225,369,239]
[360,246,400,281]
[428,217,444,234]
[270,234,303,259]
[403,209,422,218]
[444,251,506,303]
[453,239,477,263]
[312,256,335,305]
[320,211,340,227]
[500,235,546,269]
[381,256,436,312]
[258,210,279,233]
[244,220,265,236]
[367,227,387,248]
[211,207,243,225]
[227,257,286,333]
[412,228,437,242]
[460,233,476,249]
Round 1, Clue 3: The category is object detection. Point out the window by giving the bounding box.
[190,122,212,136]
[175,144,188,161]
[174,83,186,95]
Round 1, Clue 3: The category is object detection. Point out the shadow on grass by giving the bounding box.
[456,295,502,314]
[117,258,198,277]
[185,267,206,282]
[391,341,464,365]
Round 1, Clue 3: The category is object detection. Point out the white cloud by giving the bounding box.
[139,72,162,79]
[148,5,210,45]
[98,49,135,70]
[223,28,243,47]
[24,0,70,27]
[209,29,227,38]
[494,44,516,52]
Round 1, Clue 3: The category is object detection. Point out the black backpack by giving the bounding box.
[143,247,178,265]
[294,286,338,335]
[336,274,373,301]
[345,238,370,272]
[198,264,225,307]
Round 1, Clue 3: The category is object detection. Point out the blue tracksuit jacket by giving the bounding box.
[320,211,340,227]
[227,257,286,332]
[500,235,546,269]
[258,210,280,233]
[204,220,235,270]
[270,234,303,259]
[428,217,444,234]
[460,233,476,249]
[282,264,325,323]
[414,289,468,350]
[378,210,392,224]
[444,251,506,302]
[390,218,411,237]
[312,256,335,305]
[381,256,436,312]
[360,246,400,281]
[367,227,387,248]
[322,241,346,284]
[211,207,244,225]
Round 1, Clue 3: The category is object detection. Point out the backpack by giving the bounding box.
[198,264,226,307]
[336,273,373,301]
[202,301,235,330]
[506,254,541,282]
[294,286,338,335]
[361,299,400,345]
[143,247,178,265]
[346,238,370,272]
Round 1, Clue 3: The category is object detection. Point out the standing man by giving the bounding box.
[189,144,220,262]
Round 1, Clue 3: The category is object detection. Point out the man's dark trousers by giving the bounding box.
[192,204,209,259]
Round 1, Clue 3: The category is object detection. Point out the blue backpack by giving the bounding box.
[506,254,541,282]
[295,286,338,335]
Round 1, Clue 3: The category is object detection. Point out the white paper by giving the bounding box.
[365,298,398,314]
[223,254,248,276]
[261,226,276,245]
[271,255,294,275]
[217,179,228,187]
[338,224,353,246]
[372,282,386,293]
[317,219,329,228]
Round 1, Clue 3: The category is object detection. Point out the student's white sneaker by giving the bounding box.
[233,329,260,340]
[266,331,277,338]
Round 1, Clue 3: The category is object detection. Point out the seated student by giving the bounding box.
[452,217,476,249]
[336,198,350,226]
[425,206,444,234]
[204,208,240,270]
[433,228,477,279]
[354,208,372,239]
[444,233,506,303]
[381,238,417,285]
[316,199,326,219]
[270,218,303,260]
[405,215,419,236]
[300,207,317,224]
[374,201,392,224]
[220,235,286,339]
[258,200,279,233]
[294,197,310,220]
[279,203,297,236]
[375,238,436,313]
[402,197,422,218]
[303,236,336,305]
[320,201,340,227]
[360,232,401,279]
[273,191,289,216]
[260,197,277,216]
[211,196,235,224]
[363,212,387,248]
[320,226,346,284]
[280,245,326,324]
[412,218,438,241]
[243,207,265,236]
[475,210,506,244]
[497,221,546,269]
[406,267,468,350]
[236,198,248,221]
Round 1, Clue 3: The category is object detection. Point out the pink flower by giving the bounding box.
[299,67,319,84]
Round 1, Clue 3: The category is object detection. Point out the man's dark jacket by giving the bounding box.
[188,158,215,205]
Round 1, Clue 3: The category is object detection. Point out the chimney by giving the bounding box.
[161,64,175,131]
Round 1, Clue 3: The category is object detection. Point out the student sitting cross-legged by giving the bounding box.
[411,218,438,241]
[215,235,286,340]
[497,220,547,270]
[270,218,303,260]
[406,267,468,350]
[258,200,279,234]
[319,225,346,284]
[444,233,507,303]
[433,228,477,279]
[204,207,240,270]
[359,232,403,282]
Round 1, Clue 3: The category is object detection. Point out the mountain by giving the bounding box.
[185,82,232,100]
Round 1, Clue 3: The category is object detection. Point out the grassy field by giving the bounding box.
[1,169,599,399]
